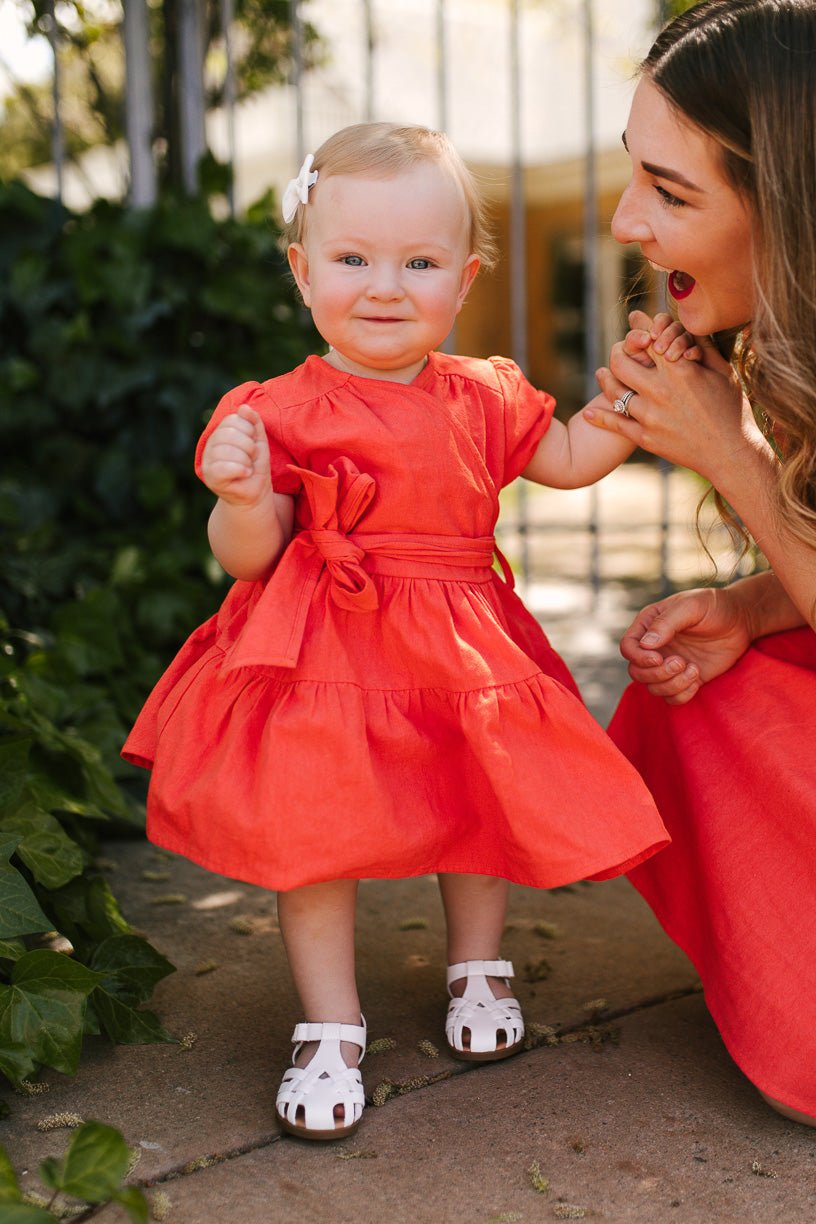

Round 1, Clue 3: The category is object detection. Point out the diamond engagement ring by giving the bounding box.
[613,389,636,417]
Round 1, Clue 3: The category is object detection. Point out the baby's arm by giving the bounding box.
[200,403,294,581]
[523,316,698,489]
[521,396,635,488]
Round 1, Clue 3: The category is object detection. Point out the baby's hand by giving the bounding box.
[623,309,703,367]
[200,404,272,506]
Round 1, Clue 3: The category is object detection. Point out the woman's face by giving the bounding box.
[612,77,755,337]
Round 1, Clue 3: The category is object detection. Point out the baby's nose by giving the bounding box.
[366,264,403,299]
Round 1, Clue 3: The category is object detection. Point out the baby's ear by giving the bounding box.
[457,254,481,308]
[287,243,311,306]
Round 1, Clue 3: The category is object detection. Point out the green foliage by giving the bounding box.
[0,1120,149,1221]
[0,179,316,1085]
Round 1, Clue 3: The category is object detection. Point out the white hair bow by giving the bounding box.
[282,153,318,223]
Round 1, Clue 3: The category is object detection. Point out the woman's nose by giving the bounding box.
[610,182,651,246]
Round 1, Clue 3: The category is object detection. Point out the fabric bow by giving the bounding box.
[221,458,378,672]
[281,154,318,223]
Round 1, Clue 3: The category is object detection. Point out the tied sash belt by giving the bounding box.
[219,459,512,672]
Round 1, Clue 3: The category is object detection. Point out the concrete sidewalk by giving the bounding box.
[4,575,815,1222]
[5,842,816,1222]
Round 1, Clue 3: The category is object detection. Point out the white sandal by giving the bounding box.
[445,960,525,1062]
[275,1017,367,1141]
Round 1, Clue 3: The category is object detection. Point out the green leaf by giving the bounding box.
[90,935,174,1005]
[26,775,109,823]
[3,804,85,890]
[92,989,174,1045]
[0,1205,57,1222]
[46,875,131,952]
[0,1143,23,1202]
[0,938,26,961]
[58,1121,132,1202]
[0,1043,38,1086]
[114,1184,150,1224]
[53,590,125,676]
[0,950,101,1077]
[0,838,52,940]
[0,736,33,815]
[37,1156,62,1192]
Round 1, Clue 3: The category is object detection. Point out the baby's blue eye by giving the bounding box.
[408,258,433,270]
[341,255,365,266]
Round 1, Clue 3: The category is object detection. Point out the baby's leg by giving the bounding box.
[275,879,366,1138]
[438,873,524,1061]
[277,878,361,1066]
[437,872,513,999]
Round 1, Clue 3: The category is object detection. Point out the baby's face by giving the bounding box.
[287,161,480,383]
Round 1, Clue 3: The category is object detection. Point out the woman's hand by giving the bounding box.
[620,586,755,703]
[586,312,760,482]
[200,403,272,506]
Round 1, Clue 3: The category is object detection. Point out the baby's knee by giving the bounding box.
[759,1090,816,1128]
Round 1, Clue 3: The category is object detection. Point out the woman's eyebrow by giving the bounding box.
[622,130,703,192]
[641,160,703,191]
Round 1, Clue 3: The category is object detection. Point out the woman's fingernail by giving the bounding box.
[641,632,660,646]
[584,408,596,421]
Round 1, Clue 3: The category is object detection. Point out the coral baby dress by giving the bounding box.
[123,352,669,891]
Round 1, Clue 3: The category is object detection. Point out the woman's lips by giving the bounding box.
[668,270,696,300]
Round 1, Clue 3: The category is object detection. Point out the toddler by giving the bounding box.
[123,122,670,1141]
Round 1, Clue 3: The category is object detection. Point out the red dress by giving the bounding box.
[123,352,668,892]
[610,627,816,1115]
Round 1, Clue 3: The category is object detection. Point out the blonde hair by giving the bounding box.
[280,122,497,269]
[644,0,816,553]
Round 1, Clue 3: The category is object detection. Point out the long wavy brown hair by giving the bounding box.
[644,0,816,552]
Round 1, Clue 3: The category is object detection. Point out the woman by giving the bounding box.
[586,0,816,1126]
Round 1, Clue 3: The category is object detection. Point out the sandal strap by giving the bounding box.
[291,1018,367,1060]
[446,959,514,988]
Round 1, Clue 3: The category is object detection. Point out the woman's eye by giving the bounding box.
[340,255,365,266]
[408,258,433,270]
[655,185,685,209]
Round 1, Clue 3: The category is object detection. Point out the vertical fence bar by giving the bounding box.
[290,0,305,161]
[124,0,157,209]
[363,0,375,121]
[436,0,456,354]
[582,0,601,597]
[436,0,447,132]
[47,0,64,206]
[178,0,207,194]
[509,0,529,586]
[220,0,237,216]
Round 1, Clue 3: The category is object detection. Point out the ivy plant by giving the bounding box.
[0,1120,149,1221]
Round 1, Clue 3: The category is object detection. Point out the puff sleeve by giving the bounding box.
[194,381,302,496]
[491,357,557,486]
